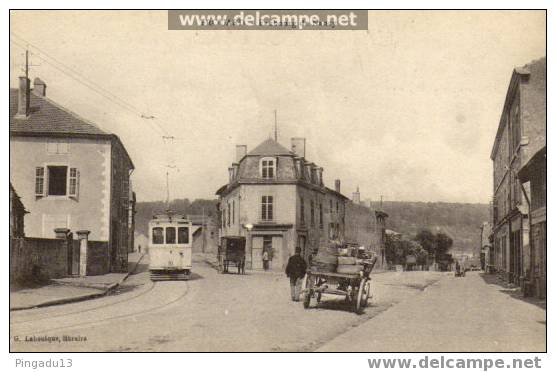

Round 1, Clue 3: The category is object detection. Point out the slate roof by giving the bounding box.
[10,87,134,168]
[9,88,109,137]
[247,138,294,157]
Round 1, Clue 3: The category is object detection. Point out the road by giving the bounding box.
[9,259,545,352]
[317,271,546,352]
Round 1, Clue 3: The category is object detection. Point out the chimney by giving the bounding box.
[228,167,234,183]
[236,145,247,162]
[352,186,360,204]
[317,167,323,186]
[33,77,46,97]
[334,179,341,193]
[291,137,306,158]
[16,76,31,118]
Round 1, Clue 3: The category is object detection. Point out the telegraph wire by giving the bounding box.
[9,35,168,137]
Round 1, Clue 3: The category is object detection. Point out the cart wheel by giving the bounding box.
[354,279,367,314]
[303,289,313,309]
[361,280,371,308]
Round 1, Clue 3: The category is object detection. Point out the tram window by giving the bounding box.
[166,227,176,244]
[152,227,164,244]
[178,227,189,244]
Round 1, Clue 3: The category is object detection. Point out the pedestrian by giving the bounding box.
[285,247,307,301]
[262,249,270,271]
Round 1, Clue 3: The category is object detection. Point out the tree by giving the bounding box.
[414,229,436,258]
[435,233,453,257]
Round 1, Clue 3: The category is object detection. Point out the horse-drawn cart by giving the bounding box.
[218,236,246,274]
[302,257,376,314]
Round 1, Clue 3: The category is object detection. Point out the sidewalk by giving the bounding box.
[316,271,546,352]
[10,252,145,311]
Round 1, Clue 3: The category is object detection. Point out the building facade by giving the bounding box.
[518,146,546,298]
[344,190,388,268]
[216,137,348,271]
[9,76,135,273]
[480,222,493,272]
[490,57,546,286]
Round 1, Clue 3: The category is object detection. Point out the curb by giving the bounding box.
[10,253,147,312]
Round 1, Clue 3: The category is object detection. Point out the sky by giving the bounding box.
[9,10,546,203]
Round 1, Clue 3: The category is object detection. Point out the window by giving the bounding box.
[178,227,189,244]
[300,198,305,224]
[310,200,315,226]
[69,168,79,197]
[261,195,273,221]
[232,200,235,224]
[319,203,323,229]
[227,202,231,227]
[48,166,68,195]
[166,227,176,244]
[330,200,333,214]
[36,166,79,198]
[222,208,226,228]
[35,167,45,196]
[152,227,164,244]
[261,158,276,179]
[329,222,336,239]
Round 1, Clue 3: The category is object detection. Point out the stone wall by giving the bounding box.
[87,240,110,276]
[10,237,67,283]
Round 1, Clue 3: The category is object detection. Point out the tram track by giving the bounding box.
[10,280,157,325]
[10,281,190,335]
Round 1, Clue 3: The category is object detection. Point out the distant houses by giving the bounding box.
[9,76,135,274]
[489,56,546,298]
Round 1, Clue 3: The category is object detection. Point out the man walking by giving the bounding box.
[285,247,307,301]
[262,249,270,271]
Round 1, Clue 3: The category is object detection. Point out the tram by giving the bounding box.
[148,212,192,281]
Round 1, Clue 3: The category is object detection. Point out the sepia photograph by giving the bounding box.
[7,8,547,358]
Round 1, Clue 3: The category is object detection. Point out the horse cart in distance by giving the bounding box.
[303,256,377,314]
[218,236,246,274]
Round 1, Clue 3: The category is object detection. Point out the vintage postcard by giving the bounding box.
[8,9,546,357]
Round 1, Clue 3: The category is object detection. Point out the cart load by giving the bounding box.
[304,244,377,314]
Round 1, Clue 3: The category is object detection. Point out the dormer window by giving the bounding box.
[260,157,276,179]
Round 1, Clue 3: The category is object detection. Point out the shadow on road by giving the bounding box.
[479,273,546,310]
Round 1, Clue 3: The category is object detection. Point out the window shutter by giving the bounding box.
[35,167,45,197]
[69,168,79,198]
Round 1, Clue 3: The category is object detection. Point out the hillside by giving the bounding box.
[134,198,218,236]
[367,200,490,255]
[134,198,490,255]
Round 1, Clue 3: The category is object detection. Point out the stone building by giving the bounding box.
[518,146,546,298]
[344,189,388,268]
[9,76,135,273]
[216,137,348,271]
[480,222,493,272]
[490,57,546,286]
